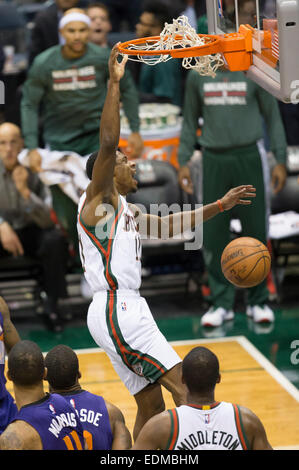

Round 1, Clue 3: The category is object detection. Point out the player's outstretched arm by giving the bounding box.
[130,185,256,239]
[88,44,128,202]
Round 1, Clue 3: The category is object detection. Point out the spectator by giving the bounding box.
[98,0,142,32]
[28,0,91,65]
[131,346,272,450]
[177,65,287,327]
[21,8,143,259]
[45,344,132,450]
[22,8,142,158]
[0,122,69,333]
[0,296,20,435]
[0,340,85,450]
[86,2,112,48]
[134,0,183,106]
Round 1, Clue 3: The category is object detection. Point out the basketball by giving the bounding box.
[221,237,271,288]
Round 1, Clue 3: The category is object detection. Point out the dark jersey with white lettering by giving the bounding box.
[60,389,113,450]
[13,393,85,450]
[166,402,250,450]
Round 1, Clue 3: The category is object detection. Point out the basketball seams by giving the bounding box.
[235,256,269,284]
[221,249,270,274]
[221,237,271,288]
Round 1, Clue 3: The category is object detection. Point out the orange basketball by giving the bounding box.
[221,237,271,288]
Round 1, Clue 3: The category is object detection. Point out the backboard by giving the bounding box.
[206,0,299,102]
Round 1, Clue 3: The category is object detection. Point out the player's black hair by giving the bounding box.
[86,151,98,180]
[182,347,220,395]
[8,340,44,386]
[45,345,79,390]
[86,148,122,180]
[142,0,174,29]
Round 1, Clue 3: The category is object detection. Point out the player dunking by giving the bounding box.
[77,45,256,439]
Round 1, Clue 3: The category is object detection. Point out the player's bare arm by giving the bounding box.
[82,44,128,226]
[131,411,172,450]
[106,401,132,450]
[0,296,20,353]
[130,185,256,239]
[239,405,273,450]
[0,421,42,450]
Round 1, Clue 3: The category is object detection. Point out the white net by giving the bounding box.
[122,16,224,77]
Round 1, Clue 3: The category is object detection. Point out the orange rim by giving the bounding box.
[117,34,221,57]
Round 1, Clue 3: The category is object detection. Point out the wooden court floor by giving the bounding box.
[6,336,299,449]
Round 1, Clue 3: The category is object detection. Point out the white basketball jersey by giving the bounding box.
[77,193,142,292]
[167,402,249,450]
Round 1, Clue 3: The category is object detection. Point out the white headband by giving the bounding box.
[59,12,91,29]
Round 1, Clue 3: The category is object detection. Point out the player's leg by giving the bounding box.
[133,363,186,440]
[157,362,186,406]
[133,382,166,441]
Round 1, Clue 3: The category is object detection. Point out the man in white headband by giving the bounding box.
[59,8,92,57]
[20,7,143,265]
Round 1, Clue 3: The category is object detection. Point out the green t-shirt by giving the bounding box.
[178,69,287,166]
[21,43,140,154]
[139,59,183,107]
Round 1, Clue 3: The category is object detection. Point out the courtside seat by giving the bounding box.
[0,255,43,316]
[270,169,299,301]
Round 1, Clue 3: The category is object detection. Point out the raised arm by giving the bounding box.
[0,296,20,353]
[88,44,128,204]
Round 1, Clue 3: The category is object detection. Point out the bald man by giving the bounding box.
[0,123,69,333]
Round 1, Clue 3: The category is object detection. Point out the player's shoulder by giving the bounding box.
[0,420,41,450]
[236,404,263,434]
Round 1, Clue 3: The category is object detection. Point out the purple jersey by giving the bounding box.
[61,390,113,450]
[14,393,85,450]
[0,312,18,433]
[0,312,7,400]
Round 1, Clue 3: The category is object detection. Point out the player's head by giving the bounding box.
[45,345,81,392]
[0,122,24,171]
[86,149,138,195]
[59,8,91,54]
[86,2,111,47]
[7,340,45,387]
[136,0,173,38]
[182,347,221,396]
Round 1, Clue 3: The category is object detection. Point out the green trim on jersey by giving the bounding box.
[233,404,251,450]
[166,409,179,450]
[105,291,167,381]
[78,197,123,290]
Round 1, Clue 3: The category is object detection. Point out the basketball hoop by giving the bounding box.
[118,16,254,77]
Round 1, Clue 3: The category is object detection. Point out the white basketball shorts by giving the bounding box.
[87,289,182,396]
